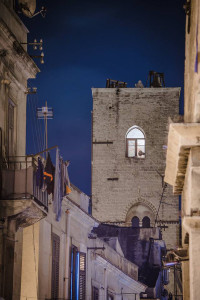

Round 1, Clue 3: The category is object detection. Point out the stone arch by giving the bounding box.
[124,199,158,227]
[125,125,146,139]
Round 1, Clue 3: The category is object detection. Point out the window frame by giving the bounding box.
[107,291,114,300]
[70,246,79,300]
[92,286,99,300]
[7,99,16,157]
[131,216,140,228]
[142,216,151,228]
[126,126,145,158]
[70,246,86,300]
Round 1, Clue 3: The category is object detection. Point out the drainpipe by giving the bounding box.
[63,209,71,300]
[104,267,107,300]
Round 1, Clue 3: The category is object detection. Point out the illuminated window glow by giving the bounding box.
[126,126,145,158]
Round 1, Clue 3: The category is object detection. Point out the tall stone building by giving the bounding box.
[165,0,200,299]
[92,85,181,249]
[0,1,42,299]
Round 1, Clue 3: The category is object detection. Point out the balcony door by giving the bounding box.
[7,99,15,157]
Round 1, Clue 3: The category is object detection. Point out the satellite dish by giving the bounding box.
[18,0,36,18]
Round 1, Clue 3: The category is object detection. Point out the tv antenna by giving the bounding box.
[17,0,46,18]
[37,101,53,157]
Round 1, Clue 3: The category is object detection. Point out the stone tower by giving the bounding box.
[91,85,181,248]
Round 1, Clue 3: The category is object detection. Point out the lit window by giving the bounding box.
[126,126,145,158]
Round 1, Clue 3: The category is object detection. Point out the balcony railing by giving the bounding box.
[0,156,48,211]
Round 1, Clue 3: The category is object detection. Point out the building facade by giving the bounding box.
[0,1,46,299]
[19,184,146,300]
[92,86,180,250]
[165,0,200,299]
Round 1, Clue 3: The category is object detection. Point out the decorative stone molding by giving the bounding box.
[0,18,39,80]
[183,216,200,231]
[0,199,47,229]
[124,198,158,223]
[165,123,200,194]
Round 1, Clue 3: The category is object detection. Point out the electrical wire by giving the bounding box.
[29,93,41,153]
[155,183,168,225]
[26,82,46,155]
[27,93,37,154]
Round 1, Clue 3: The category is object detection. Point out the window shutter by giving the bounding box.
[79,252,86,300]
[51,233,60,299]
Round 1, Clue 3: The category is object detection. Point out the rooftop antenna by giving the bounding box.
[17,0,47,18]
[37,101,53,158]
[145,71,165,88]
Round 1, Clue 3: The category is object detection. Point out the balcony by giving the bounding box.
[0,156,48,228]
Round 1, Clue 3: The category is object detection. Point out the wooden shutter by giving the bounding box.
[51,233,60,299]
[79,252,86,300]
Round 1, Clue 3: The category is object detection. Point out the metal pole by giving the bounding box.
[45,101,48,159]
[174,265,175,300]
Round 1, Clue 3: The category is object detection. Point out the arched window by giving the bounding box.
[142,216,150,228]
[126,126,145,158]
[131,216,139,228]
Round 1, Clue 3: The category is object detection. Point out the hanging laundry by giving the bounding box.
[36,157,44,189]
[60,158,65,196]
[64,160,71,195]
[44,152,55,194]
[53,148,63,221]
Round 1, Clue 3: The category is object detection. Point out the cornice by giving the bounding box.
[165,123,200,194]
[0,18,40,79]
[63,197,99,228]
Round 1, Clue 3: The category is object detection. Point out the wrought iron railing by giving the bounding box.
[0,155,48,211]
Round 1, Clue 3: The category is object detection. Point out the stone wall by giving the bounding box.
[92,87,180,249]
[184,0,200,122]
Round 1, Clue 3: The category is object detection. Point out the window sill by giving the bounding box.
[126,156,145,160]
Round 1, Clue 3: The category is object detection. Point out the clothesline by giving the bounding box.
[35,147,71,222]
[28,145,58,157]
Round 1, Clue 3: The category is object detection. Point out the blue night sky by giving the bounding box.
[23,0,185,195]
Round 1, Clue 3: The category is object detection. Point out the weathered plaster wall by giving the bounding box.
[20,223,40,300]
[36,195,143,300]
[184,0,200,122]
[0,2,39,159]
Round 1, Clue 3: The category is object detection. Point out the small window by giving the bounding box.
[92,287,99,300]
[7,99,15,156]
[126,126,145,158]
[142,216,150,228]
[131,216,139,228]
